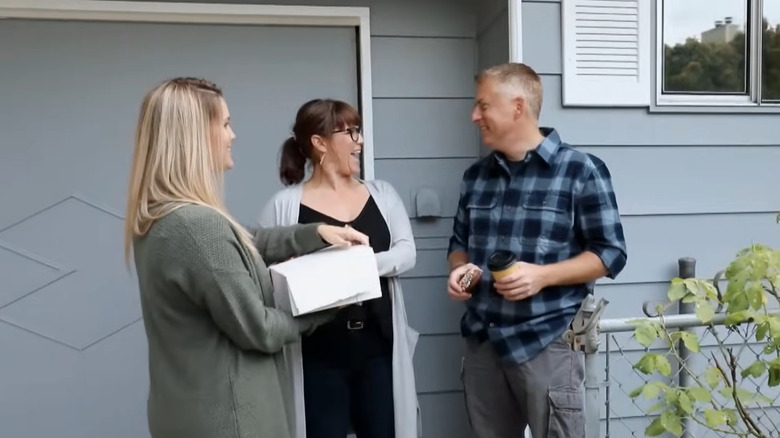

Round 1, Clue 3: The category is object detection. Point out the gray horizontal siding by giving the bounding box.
[414,335,464,393]
[373,99,477,159]
[418,393,470,438]
[372,37,476,98]
[579,146,780,215]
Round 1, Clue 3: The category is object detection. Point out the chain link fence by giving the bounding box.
[584,312,780,438]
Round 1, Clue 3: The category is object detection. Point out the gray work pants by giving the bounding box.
[460,336,585,438]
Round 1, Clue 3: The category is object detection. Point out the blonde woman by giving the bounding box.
[124,78,369,438]
[260,99,420,438]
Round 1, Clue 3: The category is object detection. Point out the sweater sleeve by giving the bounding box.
[373,181,416,277]
[178,213,333,352]
[250,223,328,265]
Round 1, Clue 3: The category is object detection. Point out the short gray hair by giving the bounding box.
[476,63,543,120]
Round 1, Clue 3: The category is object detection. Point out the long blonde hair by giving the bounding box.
[124,77,257,265]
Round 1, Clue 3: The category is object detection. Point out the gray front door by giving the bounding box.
[0,18,358,438]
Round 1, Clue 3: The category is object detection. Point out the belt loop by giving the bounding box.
[347,319,365,330]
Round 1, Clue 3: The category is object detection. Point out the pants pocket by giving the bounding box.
[547,388,585,438]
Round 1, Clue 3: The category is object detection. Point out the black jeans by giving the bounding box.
[302,329,395,438]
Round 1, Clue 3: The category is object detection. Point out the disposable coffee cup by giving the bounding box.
[487,250,519,280]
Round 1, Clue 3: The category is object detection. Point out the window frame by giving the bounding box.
[654,0,777,108]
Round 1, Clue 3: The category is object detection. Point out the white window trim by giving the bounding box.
[0,0,376,178]
[654,0,778,109]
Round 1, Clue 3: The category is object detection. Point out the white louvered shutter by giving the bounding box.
[561,0,651,106]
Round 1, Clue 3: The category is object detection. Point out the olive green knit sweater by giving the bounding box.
[132,204,334,438]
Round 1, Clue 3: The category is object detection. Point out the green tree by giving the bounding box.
[664,32,746,93]
[762,21,780,101]
[664,19,780,100]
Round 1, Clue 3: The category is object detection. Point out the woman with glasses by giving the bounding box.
[259,98,420,438]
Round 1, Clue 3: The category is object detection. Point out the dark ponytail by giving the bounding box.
[279,136,307,186]
[278,98,362,186]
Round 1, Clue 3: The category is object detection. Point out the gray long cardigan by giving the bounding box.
[258,179,421,438]
[132,204,335,438]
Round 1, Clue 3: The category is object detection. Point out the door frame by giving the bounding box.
[508,0,522,62]
[0,0,376,179]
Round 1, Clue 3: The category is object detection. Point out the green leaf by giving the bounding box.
[688,386,712,403]
[741,361,767,379]
[634,324,658,347]
[668,280,687,301]
[677,392,694,414]
[642,383,661,399]
[679,331,700,353]
[769,365,780,387]
[735,388,772,405]
[756,322,769,341]
[747,282,765,310]
[695,302,715,323]
[704,367,722,388]
[724,309,754,325]
[646,402,666,413]
[661,409,683,437]
[683,278,700,296]
[665,387,679,404]
[725,409,738,426]
[633,354,658,375]
[645,417,665,436]
[654,355,672,377]
[700,280,720,301]
[728,292,749,314]
[768,317,780,339]
[704,409,728,428]
[628,385,643,398]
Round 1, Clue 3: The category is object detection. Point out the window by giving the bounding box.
[659,0,780,105]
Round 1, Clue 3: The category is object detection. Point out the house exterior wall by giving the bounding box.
[17,0,778,435]
[522,0,780,434]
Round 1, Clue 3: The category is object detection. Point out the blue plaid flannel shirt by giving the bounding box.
[448,128,627,364]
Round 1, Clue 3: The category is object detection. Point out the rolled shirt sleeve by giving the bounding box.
[575,158,627,279]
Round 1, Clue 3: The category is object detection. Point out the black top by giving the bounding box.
[297,194,393,362]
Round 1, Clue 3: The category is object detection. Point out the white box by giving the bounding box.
[269,244,382,316]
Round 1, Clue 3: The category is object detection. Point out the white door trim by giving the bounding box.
[0,0,376,179]
[508,0,522,62]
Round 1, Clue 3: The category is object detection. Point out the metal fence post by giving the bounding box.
[677,257,696,438]
[566,293,608,438]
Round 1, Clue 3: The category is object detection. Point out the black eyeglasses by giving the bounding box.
[333,127,362,143]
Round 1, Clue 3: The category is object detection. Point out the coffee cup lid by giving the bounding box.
[488,250,517,271]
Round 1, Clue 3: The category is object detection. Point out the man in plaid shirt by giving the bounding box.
[447,63,627,438]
